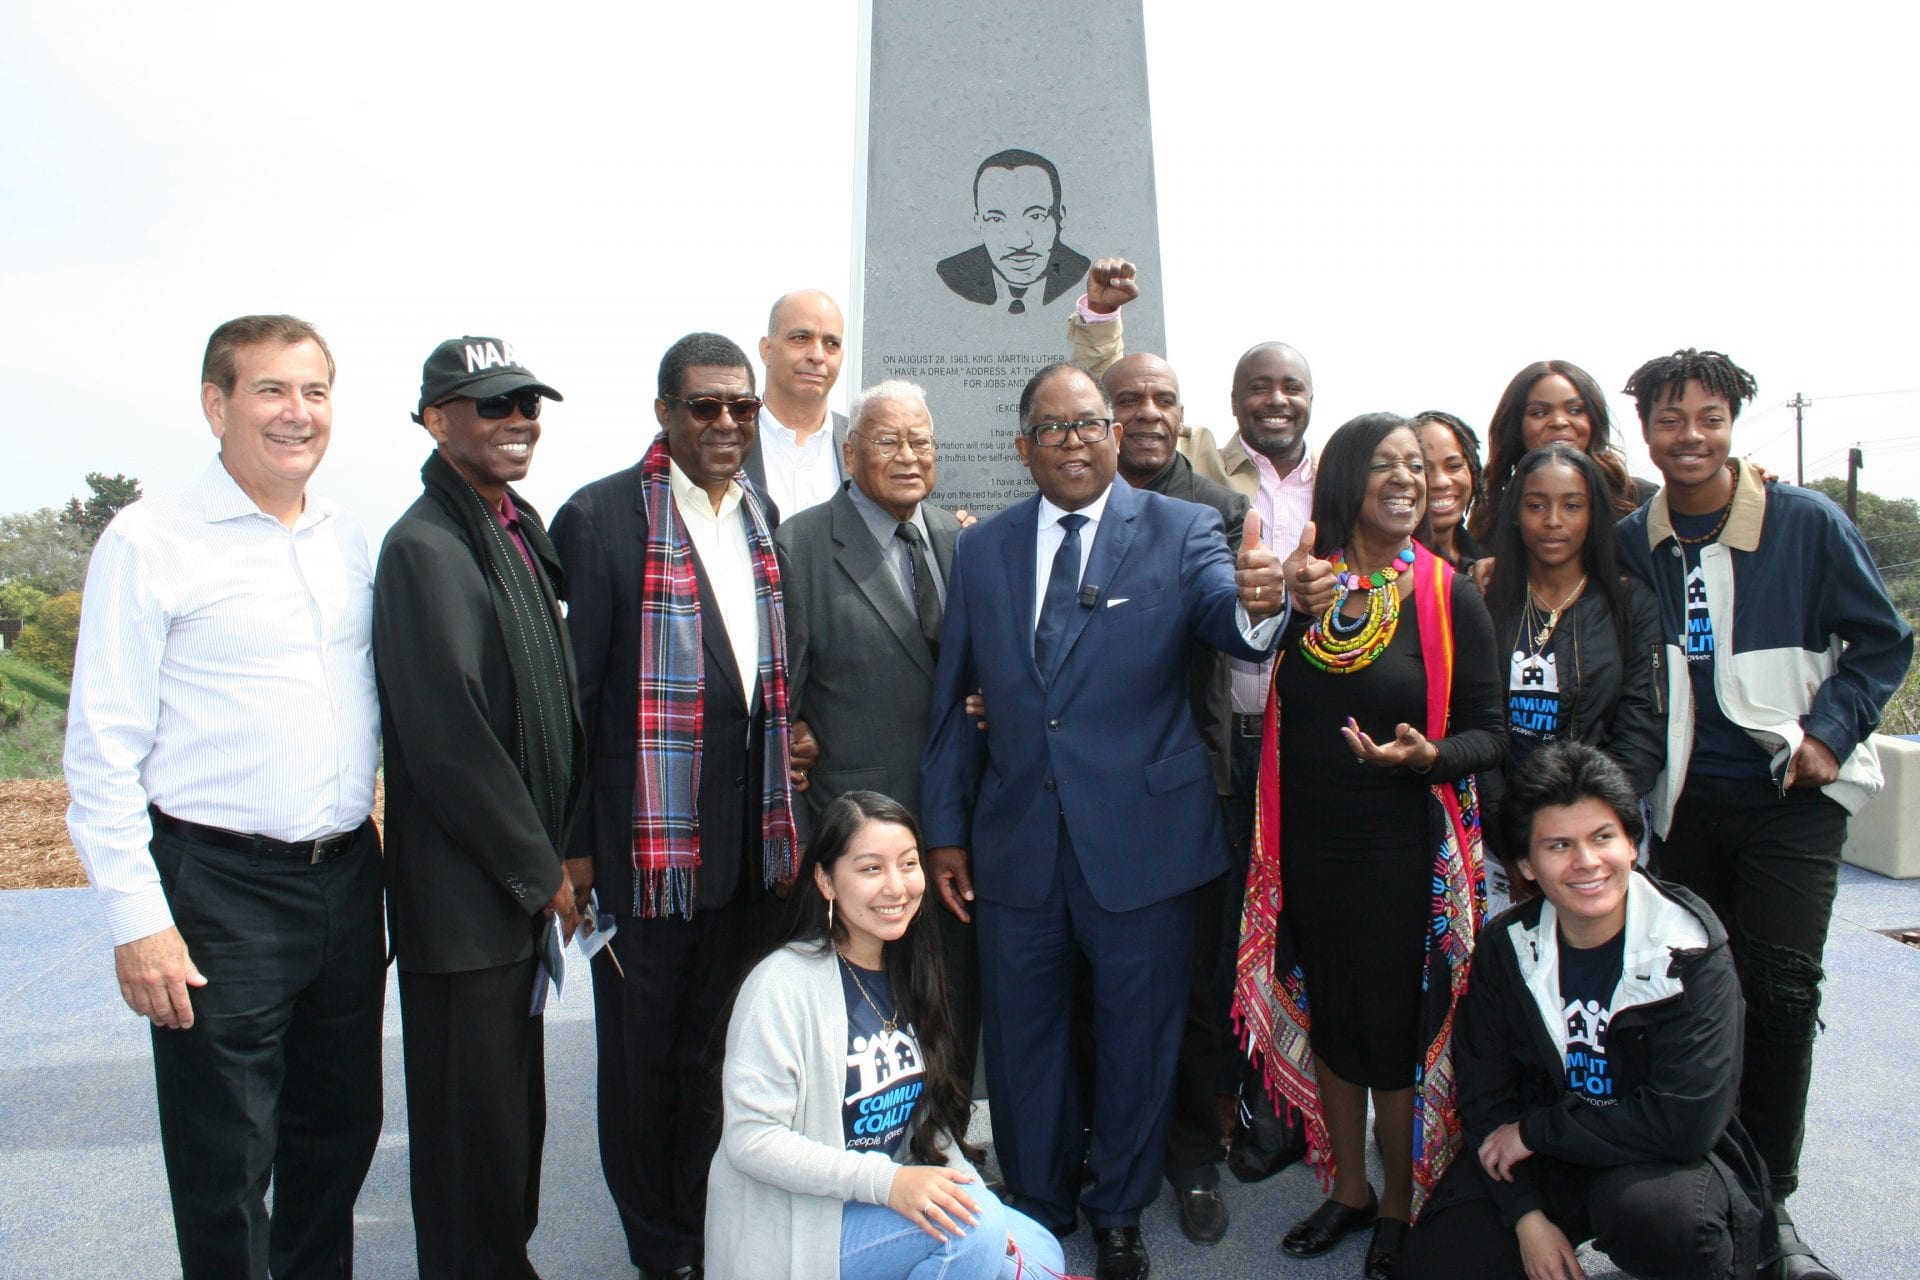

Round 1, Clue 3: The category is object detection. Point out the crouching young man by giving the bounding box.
[1408,741,1774,1280]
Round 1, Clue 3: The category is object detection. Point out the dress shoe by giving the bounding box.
[1770,1219,1842,1280]
[1280,1190,1378,1258]
[1093,1225,1150,1280]
[1174,1184,1228,1245]
[1364,1218,1409,1280]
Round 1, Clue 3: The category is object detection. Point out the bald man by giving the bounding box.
[743,289,850,518]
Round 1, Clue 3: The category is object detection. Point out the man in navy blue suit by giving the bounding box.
[920,362,1296,1280]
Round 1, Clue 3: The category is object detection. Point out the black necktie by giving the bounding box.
[1008,286,1029,315]
[894,521,942,659]
[1033,513,1087,674]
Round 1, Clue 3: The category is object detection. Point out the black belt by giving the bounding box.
[1233,713,1265,738]
[150,808,366,864]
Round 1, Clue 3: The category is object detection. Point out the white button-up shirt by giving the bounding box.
[755,403,842,518]
[64,458,380,945]
[668,460,761,696]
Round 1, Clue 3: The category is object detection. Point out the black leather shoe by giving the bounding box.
[1770,1220,1843,1280]
[1280,1191,1378,1258]
[1174,1185,1228,1245]
[1093,1225,1150,1280]
[1365,1218,1408,1280]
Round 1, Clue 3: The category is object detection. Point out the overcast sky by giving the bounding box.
[4,0,1915,542]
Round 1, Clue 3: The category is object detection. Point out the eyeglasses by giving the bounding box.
[857,434,936,458]
[663,394,762,424]
[1028,418,1114,447]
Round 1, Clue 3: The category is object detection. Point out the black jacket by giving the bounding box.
[1455,871,1772,1276]
[1496,576,1665,797]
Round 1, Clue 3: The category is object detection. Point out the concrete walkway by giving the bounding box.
[3,865,1916,1279]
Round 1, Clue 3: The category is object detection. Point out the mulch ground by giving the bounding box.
[0,780,385,891]
[0,780,86,889]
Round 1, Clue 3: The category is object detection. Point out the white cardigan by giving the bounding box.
[705,942,971,1280]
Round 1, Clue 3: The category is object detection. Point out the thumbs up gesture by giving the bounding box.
[1283,520,1336,615]
[1235,509,1286,618]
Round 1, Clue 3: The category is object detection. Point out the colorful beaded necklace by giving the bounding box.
[1298,544,1417,674]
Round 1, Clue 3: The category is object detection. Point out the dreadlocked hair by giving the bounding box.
[1621,349,1759,428]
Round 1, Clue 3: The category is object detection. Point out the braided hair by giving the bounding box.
[1621,349,1759,427]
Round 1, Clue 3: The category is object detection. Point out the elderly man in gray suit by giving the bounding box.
[774,378,976,1059]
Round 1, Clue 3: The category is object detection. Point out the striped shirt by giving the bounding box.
[64,457,380,945]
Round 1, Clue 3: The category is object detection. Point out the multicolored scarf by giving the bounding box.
[1232,540,1486,1219]
[632,433,797,918]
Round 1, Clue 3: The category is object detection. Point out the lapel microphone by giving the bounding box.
[1079,584,1101,608]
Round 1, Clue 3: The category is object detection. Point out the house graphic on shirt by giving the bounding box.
[846,1026,920,1102]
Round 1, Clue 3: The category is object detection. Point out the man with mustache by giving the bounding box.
[937,149,1091,315]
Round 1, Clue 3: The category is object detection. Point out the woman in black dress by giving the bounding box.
[1236,413,1504,1280]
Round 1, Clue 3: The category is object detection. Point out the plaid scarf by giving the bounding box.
[1232,541,1486,1220]
[632,434,797,918]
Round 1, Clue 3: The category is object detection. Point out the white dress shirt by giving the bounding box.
[668,460,761,696]
[755,403,842,518]
[64,458,380,945]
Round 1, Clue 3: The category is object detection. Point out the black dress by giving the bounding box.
[1275,574,1504,1088]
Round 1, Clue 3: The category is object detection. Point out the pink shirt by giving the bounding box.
[1230,448,1315,714]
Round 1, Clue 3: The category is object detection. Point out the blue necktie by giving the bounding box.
[1033,513,1087,675]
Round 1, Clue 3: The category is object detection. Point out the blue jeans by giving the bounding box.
[841,1181,1065,1280]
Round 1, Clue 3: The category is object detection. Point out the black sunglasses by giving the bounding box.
[663,394,762,424]
[436,389,543,420]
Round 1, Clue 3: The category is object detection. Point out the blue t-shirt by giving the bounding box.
[1558,927,1624,1107]
[839,959,925,1156]
[1671,509,1773,779]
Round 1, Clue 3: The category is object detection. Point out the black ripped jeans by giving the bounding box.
[1652,774,1848,1201]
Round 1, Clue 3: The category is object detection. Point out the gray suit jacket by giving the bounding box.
[774,483,960,825]
[742,410,850,520]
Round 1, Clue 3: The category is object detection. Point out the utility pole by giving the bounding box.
[1846,446,1863,523]
[1790,392,1810,484]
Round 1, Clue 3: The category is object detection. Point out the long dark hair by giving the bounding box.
[762,791,977,1166]
[1471,360,1636,543]
[1411,409,1485,565]
[1309,412,1433,556]
[1485,444,1631,657]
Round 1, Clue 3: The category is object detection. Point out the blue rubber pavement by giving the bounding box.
[3,863,1916,1278]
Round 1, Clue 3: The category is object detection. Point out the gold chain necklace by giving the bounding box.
[836,947,898,1035]
[1525,574,1588,650]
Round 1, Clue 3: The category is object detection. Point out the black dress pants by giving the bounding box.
[592,894,763,1271]
[399,957,546,1280]
[1653,775,1847,1200]
[148,821,385,1280]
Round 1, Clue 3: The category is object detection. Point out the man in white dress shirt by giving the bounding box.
[64,314,384,1280]
[741,289,848,518]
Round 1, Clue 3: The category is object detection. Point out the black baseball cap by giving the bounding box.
[413,336,564,423]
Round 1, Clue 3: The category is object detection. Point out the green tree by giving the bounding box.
[59,472,142,542]
[0,579,50,623]
[13,590,82,679]
[0,508,92,594]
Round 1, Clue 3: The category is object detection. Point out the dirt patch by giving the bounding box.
[0,780,86,889]
[0,780,385,891]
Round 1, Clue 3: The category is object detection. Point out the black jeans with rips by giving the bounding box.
[1652,773,1848,1201]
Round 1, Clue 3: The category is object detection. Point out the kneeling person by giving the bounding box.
[1409,741,1772,1280]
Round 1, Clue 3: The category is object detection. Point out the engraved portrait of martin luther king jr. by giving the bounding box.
[936,148,1090,316]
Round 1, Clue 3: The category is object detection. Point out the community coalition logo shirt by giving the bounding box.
[839,960,925,1156]
[1671,511,1772,778]
[1557,928,1624,1108]
[1507,644,1563,764]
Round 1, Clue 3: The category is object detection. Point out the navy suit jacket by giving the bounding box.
[919,479,1279,914]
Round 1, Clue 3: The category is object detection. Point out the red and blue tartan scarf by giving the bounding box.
[1232,541,1486,1219]
[632,433,798,918]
